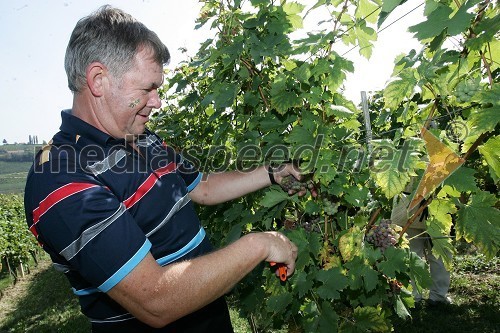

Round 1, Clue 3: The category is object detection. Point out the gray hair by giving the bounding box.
[64,5,170,92]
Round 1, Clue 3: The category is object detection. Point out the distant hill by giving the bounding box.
[0,144,38,194]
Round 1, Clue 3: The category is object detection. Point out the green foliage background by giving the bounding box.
[0,194,39,275]
[148,0,499,331]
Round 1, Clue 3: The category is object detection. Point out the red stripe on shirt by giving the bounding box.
[123,162,176,209]
[30,183,99,237]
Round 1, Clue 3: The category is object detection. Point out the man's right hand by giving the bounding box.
[256,231,298,279]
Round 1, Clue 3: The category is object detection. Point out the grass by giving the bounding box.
[1,254,498,332]
[393,254,499,333]
[0,259,90,333]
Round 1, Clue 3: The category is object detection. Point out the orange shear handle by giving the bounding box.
[270,262,287,282]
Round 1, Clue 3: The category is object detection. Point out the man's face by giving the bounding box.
[100,46,164,141]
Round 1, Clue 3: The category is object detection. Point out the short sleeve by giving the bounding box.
[26,170,150,293]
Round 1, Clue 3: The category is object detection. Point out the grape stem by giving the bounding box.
[366,207,381,234]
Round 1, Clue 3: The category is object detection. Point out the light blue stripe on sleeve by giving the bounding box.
[98,239,152,292]
[156,227,206,266]
[73,286,99,296]
[187,172,203,192]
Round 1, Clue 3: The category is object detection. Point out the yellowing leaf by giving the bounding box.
[409,128,465,211]
[339,226,364,261]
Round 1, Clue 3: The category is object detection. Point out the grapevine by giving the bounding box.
[152,0,499,331]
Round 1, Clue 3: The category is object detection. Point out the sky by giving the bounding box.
[0,1,423,144]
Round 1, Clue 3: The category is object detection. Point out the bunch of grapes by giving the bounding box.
[388,278,403,296]
[455,80,479,103]
[302,216,321,233]
[365,219,401,252]
[322,198,339,216]
[280,175,315,193]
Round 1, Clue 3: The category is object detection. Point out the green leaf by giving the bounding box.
[478,84,500,106]
[271,90,302,115]
[361,265,380,293]
[270,74,302,114]
[341,306,391,332]
[304,200,321,215]
[282,1,305,15]
[260,187,291,207]
[345,186,370,207]
[266,292,293,313]
[326,105,355,118]
[212,82,238,108]
[225,222,243,244]
[447,0,480,36]
[287,229,320,270]
[355,23,377,59]
[287,14,304,29]
[376,247,407,278]
[428,198,457,233]
[381,0,407,12]
[407,250,432,294]
[383,68,417,109]
[318,301,339,333]
[394,295,411,319]
[294,270,314,298]
[409,4,452,40]
[443,167,479,193]
[468,106,500,136]
[356,0,381,24]
[426,199,456,268]
[478,136,500,180]
[286,124,315,146]
[316,267,349,300]
[466,16,500,51]
[409,0,481,40]
[371,140,417,198]
[294,62,312,83]
[378,0,406,28]
[259,116,286,132]
[427,221,455,270]
[456,191,500,259]
[347,258,380,293]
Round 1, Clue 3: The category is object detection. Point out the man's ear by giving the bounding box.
[86,63,106,97]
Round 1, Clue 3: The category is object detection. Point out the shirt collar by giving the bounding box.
[59,109,121,146]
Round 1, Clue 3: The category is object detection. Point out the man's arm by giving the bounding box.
[189,164,301,205]
[107,231,297,328]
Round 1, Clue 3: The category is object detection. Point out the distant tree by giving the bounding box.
[2,139,6,144]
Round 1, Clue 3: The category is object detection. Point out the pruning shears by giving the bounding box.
[270,262,288,282]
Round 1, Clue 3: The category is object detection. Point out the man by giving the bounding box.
[391,180,452,307]
[24,6,302,332]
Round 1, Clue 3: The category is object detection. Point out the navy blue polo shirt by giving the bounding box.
[24,110,233,332]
